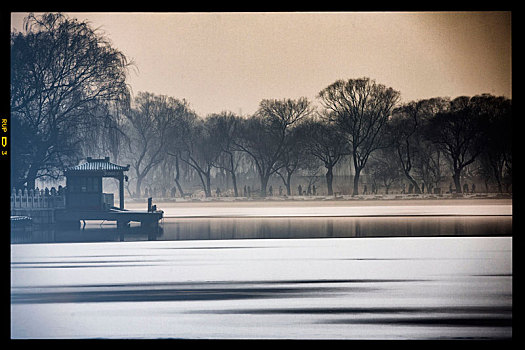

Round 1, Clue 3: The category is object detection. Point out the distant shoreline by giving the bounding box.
[125,193,512,208]
[124,195,512,219]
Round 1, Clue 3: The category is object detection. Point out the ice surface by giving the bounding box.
[11,236,512,339]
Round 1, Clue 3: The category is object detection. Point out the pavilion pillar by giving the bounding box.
[119,174,125,210]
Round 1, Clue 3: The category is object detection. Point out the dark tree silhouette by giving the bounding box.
[275,123,315,196]
[10,13,131,188]
[302,115,349,196]
[123,92,188,197]
[165,104,199,198]
[388,98,449,194]
[319,78,400,195]
[471,95,512,193]
[205,112,243,197]
[177,116,225,197]
[367,148,402,194]
[235,98,312,196]
[425,96,491,193]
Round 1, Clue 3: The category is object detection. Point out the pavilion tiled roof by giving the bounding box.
[66,157,129,172]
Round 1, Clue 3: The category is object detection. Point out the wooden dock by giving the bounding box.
[55,208,163,229]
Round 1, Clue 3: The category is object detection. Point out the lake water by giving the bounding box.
[10,200,513,339]
[11,198,513,243]
[11,215,512,244]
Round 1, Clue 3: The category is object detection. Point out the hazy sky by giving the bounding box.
[11,11,512,117]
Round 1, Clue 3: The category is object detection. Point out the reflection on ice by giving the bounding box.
[11,215,512,244]
[162,216,511,241]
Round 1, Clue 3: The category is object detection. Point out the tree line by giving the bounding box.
[11,13,512,198]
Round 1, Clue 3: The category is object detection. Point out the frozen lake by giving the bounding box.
[11,199,512,339]
[11,237,512,339]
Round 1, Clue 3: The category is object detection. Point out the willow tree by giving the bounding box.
[318,78,400,195]
[10,13,131,189]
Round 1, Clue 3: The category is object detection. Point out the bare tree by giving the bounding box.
[122,92,186,197]
[205,112,243,197]
[164,104,198,198]
[319,77,400,195]
[301,113,349,196]
[388,98,449,194]
[10,13,131,188]
[413,141,446,194]
[235,98,312,196]
[367,148,402,194]
[425,96,489,193]
[275,123,315,196]
[473,95,512,193]
[176,116,224,197]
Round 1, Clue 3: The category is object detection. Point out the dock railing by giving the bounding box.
[10,188,66,209]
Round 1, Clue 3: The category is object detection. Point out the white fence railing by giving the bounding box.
[11,188,66,209]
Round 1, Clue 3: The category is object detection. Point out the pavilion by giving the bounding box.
[64,157,129,211]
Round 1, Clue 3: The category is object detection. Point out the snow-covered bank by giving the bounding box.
[123,198,512,218]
